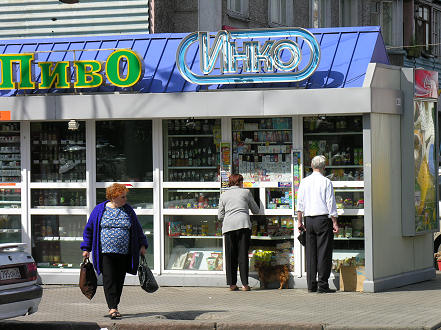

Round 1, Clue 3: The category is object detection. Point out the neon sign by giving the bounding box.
[176,28,320,85]
[0,49,143,90]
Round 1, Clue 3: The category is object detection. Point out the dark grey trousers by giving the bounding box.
[305,215,334,290]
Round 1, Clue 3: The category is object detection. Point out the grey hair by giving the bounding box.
[311,155,326,170]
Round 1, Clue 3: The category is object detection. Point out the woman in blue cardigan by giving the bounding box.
[81,183,148,319]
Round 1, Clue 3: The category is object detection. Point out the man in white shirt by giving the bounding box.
[297,155,339,293]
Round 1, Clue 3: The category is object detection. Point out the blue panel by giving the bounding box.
[0,27,387,96]
[143,38,168,93]
[325,32,359,88]
[308,33,341,89]
[345,32,379,87]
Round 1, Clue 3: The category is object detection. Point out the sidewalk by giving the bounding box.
[3,273,441,330]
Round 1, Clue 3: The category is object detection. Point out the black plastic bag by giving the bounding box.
[297,228,306,246]
[79,257,97,300]
[138,254,159,293]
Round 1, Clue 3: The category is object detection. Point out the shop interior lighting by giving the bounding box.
[185,117,196,129]
[68,120,79,130]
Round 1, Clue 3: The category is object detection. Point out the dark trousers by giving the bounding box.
[224,228,251,286]
[102,253,129,310]
[305,215,334,290]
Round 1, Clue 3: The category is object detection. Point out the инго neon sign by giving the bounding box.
[0,49,143,90]
[176,28,321,85]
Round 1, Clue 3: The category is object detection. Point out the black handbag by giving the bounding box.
[79,257,97,300]
[138,254,159,293]
[297,227,306,246]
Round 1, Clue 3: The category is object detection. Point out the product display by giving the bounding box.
[251,216,294,237]
[31,215,87,268]
[335,190,364,209]
[0,215,21,243]
[164,190,219,209]
[31,189,86,208]
[232,118,292,182]
[31,122,86,182]
[303,116,363,181]
[266,188,292,209]
[0,123,21,182]
[0,188,21,208]
[164,119,221,182]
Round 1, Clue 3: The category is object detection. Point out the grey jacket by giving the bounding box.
[218,186,260,234]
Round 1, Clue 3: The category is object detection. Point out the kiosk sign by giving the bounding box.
[176,28,320,85]
[0,49,143,90]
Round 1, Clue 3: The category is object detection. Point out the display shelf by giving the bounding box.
[251,235,294,240]
[0,201,21,204]
[303,132,363,136]
[0,141,19,144]
[306,165,363,169]
[334,237,364,241]
[333,181,364,188]
[168,134,214,138]
[337,209,364,216]
[0,152,20,154]
[332,249,364,260]
[162,209,218,215]
[36,237,83,241]
[233,129,292,132]
[263,209,293,215]
[0,131,19,134]
[168,166,218,169]
[0,229,20,233]
[238,152,291,155]
[234,141,292,145]
[169,235,222,239]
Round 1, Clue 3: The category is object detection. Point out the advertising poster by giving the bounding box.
[220,142,231,191]
[414,100,437,232]
[292,150,302,212]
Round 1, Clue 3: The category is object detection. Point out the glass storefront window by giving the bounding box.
[0,215,21,243]
[96,121,153,182]
[138,215,154,266]
[0,188,21,208]
[0,122,21,183]
[163,119,221,182]
[32,215,86,268]
[96,188,153,209]
[232,118,292,182]
[31,122,86,182]
[335,189,364,209]
[249,215,294,272]
[164,189,219,209]
[266,188,292,209]
[164,215,223,271]
[303,116,363,181]
[31,189,86,208]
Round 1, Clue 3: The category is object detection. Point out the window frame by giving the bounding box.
[268,0,294,26]
[311,0,331,28]
[227,0,249,17]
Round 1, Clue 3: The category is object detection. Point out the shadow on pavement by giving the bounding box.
[383,273,441,292]
[0,321,102,329]
[120,309,226,320]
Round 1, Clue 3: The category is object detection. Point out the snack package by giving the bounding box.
[206,257,217,271]
[168,221,182,237]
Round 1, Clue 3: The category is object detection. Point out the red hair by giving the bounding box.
[106,183,128,200]
[228,174,243,187]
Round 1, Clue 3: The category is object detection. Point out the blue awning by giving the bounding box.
[0,26,388,97]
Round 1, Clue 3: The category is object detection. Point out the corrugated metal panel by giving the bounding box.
[0,26,389,97]
[0,0,149,39]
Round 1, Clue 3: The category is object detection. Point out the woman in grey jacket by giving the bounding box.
[218,174,260,291]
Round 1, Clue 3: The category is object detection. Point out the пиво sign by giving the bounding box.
[176,28,321,85]
[0,49,142,90]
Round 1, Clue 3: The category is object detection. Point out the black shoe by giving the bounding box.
[307,288,317,293]
[317,287,336,293]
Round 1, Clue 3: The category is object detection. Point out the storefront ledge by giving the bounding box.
[100,321,216,330]
[155,274,230,287]
[0,321,102,330]
[362,267,435,292]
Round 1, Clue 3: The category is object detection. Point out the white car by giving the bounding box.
[0,243,42,319]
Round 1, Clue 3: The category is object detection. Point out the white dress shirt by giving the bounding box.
[296,171,338,217]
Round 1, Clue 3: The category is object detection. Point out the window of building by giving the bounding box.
[415,4,430,52]
[433,9,441,57]
[311,0,329,28]
[369,1,394,46]
[227,0,249,16]
[340,0,357,27]
[269,0,294,26]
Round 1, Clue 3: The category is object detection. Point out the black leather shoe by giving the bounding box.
[307,288,317,293]
[317,287,336,293]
